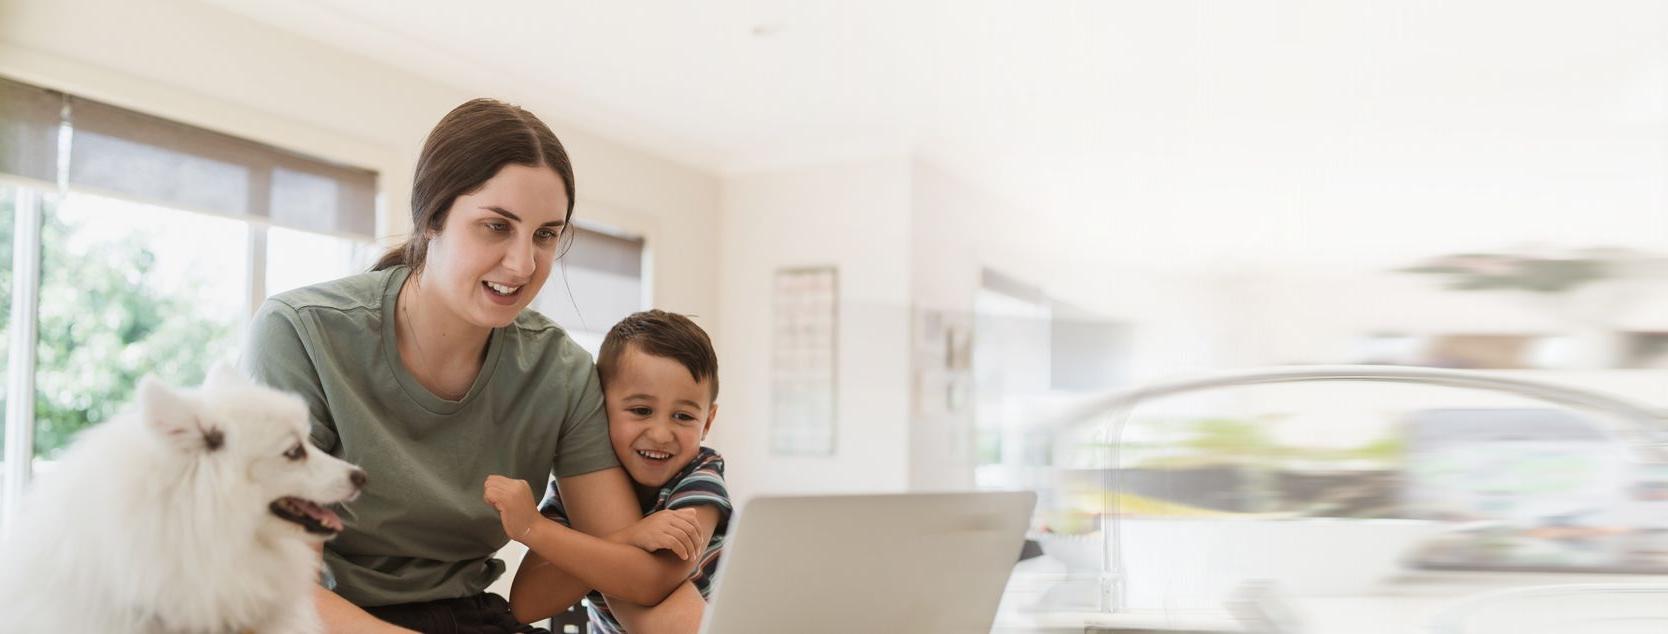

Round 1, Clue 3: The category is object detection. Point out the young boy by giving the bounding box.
[484,309,730,633]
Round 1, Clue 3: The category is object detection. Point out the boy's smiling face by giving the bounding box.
[605,343,717,489]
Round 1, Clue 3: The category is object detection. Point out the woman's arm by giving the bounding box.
[613,580,706,634]
[513,510,715,606]
[499,468,638,620]
[503,468,637,623]
[507,507,702,623]
[487,470,713,606]
[601,507,720,631]
[314,586,418,634]
[506,550,591,624]
[300,541,415,634]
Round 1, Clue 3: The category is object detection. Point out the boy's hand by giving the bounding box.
[619,508,702,560]
[483,475,541,543]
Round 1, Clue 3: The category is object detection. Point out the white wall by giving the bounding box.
[0,0,719,321]
[906,160,1245,489]
[711,157,913,505]
[909,161,1007,490]
[708,157,1243,500]
[1181,269,1668,369]
[909,162,989,314]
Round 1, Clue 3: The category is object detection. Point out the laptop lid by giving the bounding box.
[700,491,1037,634]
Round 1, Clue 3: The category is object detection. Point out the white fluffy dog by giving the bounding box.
[0,364,365,633]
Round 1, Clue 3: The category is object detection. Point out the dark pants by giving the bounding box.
[365,593,549,634]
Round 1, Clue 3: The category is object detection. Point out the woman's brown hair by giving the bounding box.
[374,98,575,271]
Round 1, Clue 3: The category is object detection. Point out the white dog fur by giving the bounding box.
[0,364,363,633]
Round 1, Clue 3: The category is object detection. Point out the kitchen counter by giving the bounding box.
[992,558,1668,633]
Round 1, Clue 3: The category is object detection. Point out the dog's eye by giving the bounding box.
[283,443,306,461]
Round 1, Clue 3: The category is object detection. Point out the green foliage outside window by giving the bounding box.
[0,191,232,457]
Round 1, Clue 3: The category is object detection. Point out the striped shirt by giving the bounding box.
[539,447,731,634]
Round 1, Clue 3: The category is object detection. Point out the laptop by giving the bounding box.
[699,491,1037,634]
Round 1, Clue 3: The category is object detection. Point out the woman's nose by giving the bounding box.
[502,238,535,277]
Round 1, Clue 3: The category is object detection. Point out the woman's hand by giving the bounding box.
[482,475,542,543]
[618,508,702,560]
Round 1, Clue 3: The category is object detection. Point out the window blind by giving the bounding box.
[0,76,376,239]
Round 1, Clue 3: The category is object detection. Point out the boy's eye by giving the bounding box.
[674,412,698,423]
[627,407,653,417]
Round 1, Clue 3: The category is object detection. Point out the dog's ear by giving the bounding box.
[138,376,213,452]
[202,361,249,392]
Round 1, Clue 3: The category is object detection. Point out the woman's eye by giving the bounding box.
[534,228,558,243]
[283,443,307,461]
[485,221,510,232]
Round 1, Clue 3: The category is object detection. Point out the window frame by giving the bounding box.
[0,79,379,523]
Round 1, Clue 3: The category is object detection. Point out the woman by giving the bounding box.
[242,99,642,633]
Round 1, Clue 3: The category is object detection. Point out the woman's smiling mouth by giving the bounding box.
[483,281,522,296]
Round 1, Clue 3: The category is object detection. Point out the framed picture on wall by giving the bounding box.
[771,266,837,456]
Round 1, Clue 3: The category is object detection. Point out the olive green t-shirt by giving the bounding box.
[239,265,619,607]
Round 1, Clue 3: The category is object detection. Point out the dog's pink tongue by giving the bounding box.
[293,498,343,532]
[315,507,342,532]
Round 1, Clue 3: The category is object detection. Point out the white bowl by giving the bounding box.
[1036,530,1109,573]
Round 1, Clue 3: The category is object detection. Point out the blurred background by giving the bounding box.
[2,1,1668,632]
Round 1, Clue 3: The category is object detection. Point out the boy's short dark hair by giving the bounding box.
[596,309,719,402]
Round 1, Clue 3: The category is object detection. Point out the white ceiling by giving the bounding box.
[200,0,1668,271]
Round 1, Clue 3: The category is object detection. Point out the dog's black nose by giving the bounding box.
[349,468,368,489]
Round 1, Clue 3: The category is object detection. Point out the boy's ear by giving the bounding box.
[701,403,718,440]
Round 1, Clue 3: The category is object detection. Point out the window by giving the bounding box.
[32,193,247,457]
[266,226,375,296]
[972,272,1054,489]
[0,185,13,512]
[0,77,376,516]
[534,225,647,356]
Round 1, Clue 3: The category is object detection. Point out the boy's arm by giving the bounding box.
[603,505,721,629]
[507,509,701,623]
[498,468,637,622]
[486,473,715,607]
[513,505,719,606]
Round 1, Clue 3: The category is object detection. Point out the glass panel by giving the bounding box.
[33,191,245,458]
[534,228,645,338]
[566,330,604,359]
[265,225,372,296]
[0,185,14,504]
[532,227,646,358]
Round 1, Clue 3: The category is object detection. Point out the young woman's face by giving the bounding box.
[422,163,569,328]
